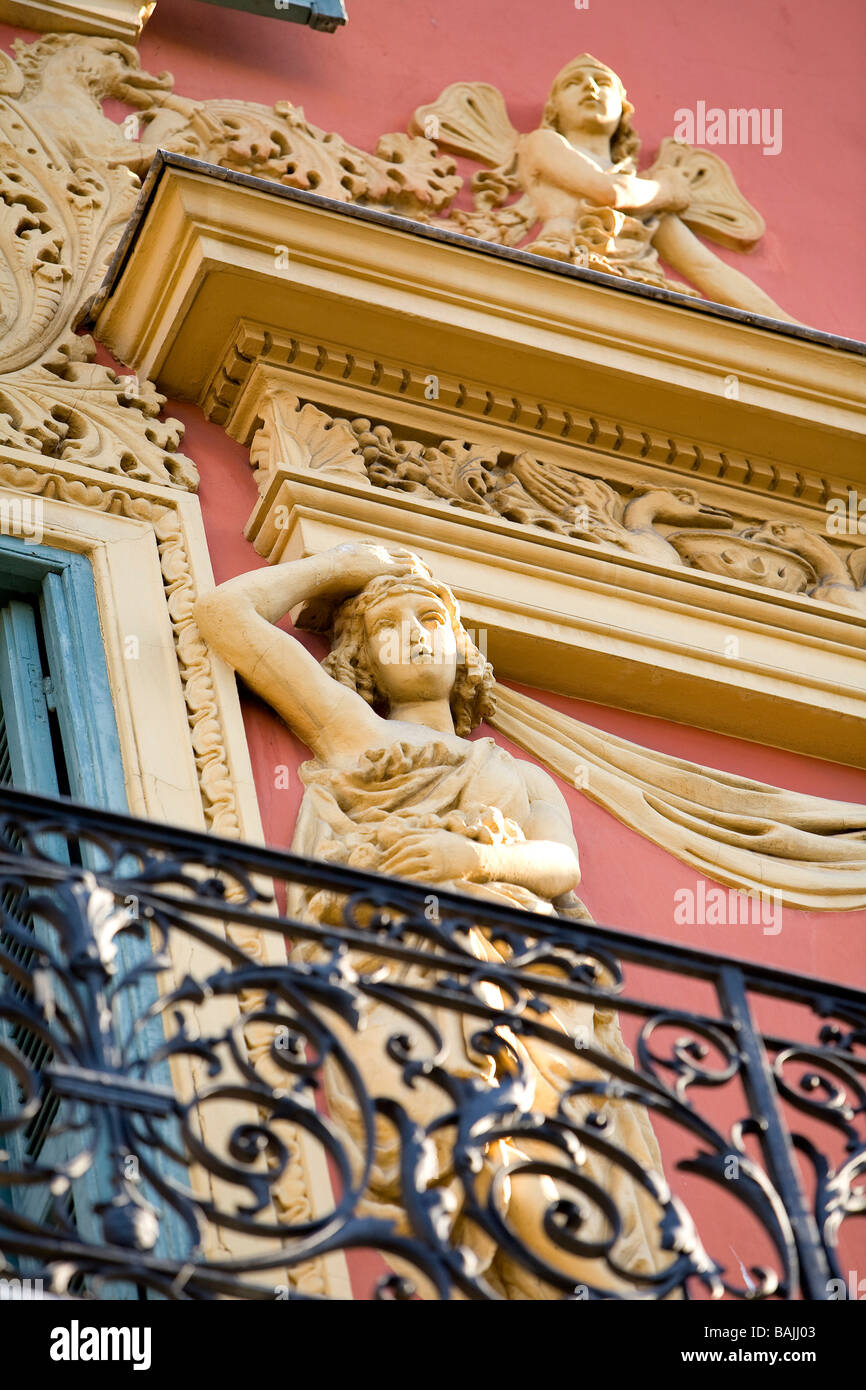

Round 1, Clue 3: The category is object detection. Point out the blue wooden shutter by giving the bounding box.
[0,547,190,1288]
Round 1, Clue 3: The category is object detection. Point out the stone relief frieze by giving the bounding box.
[253,396,866,617]
[410,55,791,318]
[150,49,790,315]
[0,30,805,503]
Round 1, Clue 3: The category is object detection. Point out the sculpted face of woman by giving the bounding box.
[363,589,458,709]
[551,63,623,142]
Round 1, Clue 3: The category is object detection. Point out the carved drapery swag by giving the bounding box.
[492,687,866,912]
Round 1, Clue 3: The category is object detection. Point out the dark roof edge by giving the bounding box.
[81,149,866,358]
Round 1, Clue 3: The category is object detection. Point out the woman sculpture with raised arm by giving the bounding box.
[195,540,670,1298]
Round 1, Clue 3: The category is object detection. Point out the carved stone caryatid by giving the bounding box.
[410,54,793,319]
[195,541,675,1296]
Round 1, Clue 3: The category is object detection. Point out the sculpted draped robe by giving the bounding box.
[288,733,672,1297]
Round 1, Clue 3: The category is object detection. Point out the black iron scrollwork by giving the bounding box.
[0,788,863,1300]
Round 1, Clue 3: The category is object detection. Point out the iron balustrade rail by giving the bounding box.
[0,785,863,1300]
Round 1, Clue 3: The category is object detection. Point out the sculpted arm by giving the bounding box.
[518,129,690,215]
[194,545,412,761]
[653,213,795,319]
[380,761,581,899]
[491,761,582,898]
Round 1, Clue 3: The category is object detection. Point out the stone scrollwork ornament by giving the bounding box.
[0,32,458,488]
[0,36,196,486]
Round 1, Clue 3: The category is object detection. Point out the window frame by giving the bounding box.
[0,536,190,1283]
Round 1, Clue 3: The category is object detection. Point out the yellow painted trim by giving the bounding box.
[0,0,153,39]
[94,162,866,481]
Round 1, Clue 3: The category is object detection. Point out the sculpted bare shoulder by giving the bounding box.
[517,756,579,852]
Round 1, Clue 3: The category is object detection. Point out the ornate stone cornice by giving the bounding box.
[0,1,153,41]
[215,328,840,509]
[89,153,866,761]
[242,389,866,617]
[92,155,866,486]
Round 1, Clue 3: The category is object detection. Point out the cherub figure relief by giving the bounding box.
[412,54,793,319]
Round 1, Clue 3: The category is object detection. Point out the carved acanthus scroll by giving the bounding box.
[0,37,196,487]
[252,398,866,615]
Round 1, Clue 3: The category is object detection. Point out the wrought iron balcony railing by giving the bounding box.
[0,786,863,1300]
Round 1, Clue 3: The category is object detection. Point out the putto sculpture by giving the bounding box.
[412,54,793,318]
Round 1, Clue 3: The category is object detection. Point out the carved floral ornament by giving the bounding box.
[249,395,866,618]
[0,37,196,488]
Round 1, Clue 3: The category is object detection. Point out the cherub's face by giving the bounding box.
[553,66,622,140]
[363,590,458,707]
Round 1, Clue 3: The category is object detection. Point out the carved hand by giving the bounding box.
[631,166,692,216]
[379,829,483,884]
[320,541,418,596]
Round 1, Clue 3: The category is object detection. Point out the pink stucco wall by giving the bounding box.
[134,0,866,336]
[3,0,864,1294]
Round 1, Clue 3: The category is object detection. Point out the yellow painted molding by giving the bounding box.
[245,466,866,768]
[0,0,154,39]
[92,158,866,482]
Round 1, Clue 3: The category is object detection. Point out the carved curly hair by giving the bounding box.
[542,54,640,171]
[320,574,496,737]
